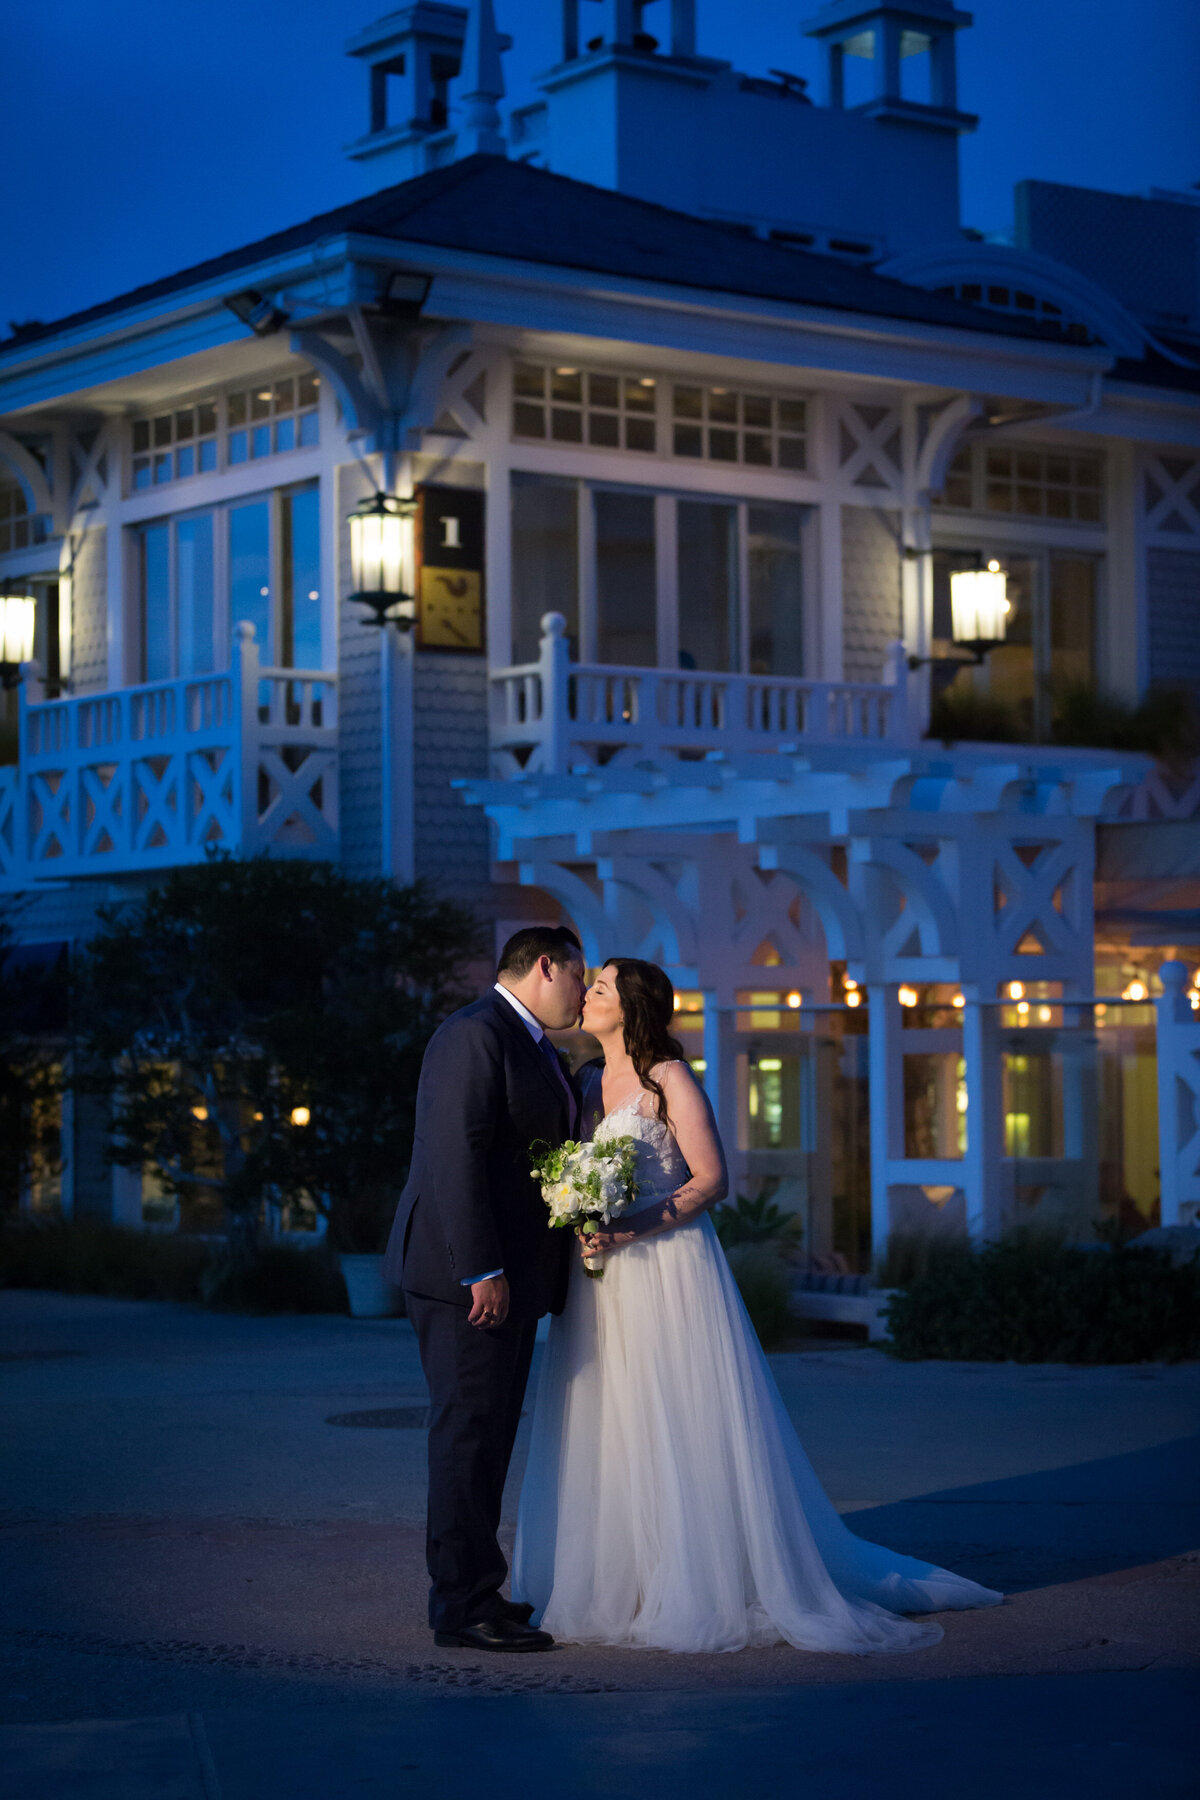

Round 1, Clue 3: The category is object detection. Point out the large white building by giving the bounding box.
[3,0,1199,1259]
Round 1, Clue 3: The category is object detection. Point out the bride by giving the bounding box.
[513,956,1003,1654]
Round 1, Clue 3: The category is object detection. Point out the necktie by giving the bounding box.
[538,1034,577,1134]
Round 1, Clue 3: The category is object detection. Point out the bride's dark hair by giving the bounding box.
[604,958,686,1125]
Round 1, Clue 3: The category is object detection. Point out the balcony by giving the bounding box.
[489,613,913,776]
[0,624,337,887]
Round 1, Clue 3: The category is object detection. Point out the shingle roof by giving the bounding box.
[1,153,1075,358]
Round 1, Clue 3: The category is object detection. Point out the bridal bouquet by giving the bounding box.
[529,1136,638,1278]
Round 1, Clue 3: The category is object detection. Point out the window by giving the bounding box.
[672,385,806,471]
[678,500,737,671]
[510,473,810,675]
[932,548,1098,738]
[131,374,320,491]
[0,483,31,552]
[133,401,218,490]
[512,363,657,452]
[137,486,320,682]
[227,375,320,466]
[748,504,806,677]
[595,490,657,666]
[938,444,1103,524]
[511,473,578,665]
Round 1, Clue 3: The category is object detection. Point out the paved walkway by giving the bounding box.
[1,1290,1197,1797]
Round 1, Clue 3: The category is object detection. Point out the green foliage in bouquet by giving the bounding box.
[529,1137,638,1226]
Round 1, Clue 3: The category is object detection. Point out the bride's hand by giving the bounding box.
[577,1224,625,1259]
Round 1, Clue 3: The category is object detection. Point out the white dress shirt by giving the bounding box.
[459,985,548,1287]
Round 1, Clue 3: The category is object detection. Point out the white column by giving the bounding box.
[1156,959,1200,1226]
[538,611,571,775]
[232,622,260,852]
[867,983,904,1258]
[960,991,1006,1242]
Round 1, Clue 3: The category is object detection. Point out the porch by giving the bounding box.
[0,626,338,886]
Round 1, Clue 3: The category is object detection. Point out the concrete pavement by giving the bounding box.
[1,1289,1198,1796]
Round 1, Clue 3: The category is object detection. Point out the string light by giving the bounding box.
[1017,1000,1030,1017]
[898,985,919,1008]
[191,1104,208,1121]
[1038,1004,1052,1022]
[290,1106,311,1127]
[1122,978,1148,1002]
[845,990,862,1009]
[1007,981,1024,1001]
[952,993,965,1008]
[786,991,802,1009]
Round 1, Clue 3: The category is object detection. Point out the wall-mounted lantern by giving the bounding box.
[949,560,1010,662]
[347,492,418,630]
[909,559,1011,670]
[0,591,36,689]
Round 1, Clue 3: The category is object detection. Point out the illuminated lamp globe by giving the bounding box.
[347,492,418,629]
[950,563,1009,653]
[0,591,36,688]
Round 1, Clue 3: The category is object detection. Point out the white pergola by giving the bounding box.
[461,719,1146,1250]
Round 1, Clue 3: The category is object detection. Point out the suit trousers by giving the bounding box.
[405,1293,538,1632]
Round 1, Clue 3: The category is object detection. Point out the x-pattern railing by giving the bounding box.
[0,627,338,883]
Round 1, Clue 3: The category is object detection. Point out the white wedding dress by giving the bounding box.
[513,1078,1003,1653]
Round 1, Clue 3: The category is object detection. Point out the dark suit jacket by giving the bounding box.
[384,990,574,1318]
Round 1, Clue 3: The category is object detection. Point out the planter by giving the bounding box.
[339,1253,403,1318]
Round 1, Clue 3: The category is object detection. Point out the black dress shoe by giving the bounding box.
[500,1599,535,1624]
[434,1616,555,1653]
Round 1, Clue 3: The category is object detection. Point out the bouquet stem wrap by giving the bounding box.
[530,1137,638,1280]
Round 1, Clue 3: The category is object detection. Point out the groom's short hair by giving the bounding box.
[497,926,583,979]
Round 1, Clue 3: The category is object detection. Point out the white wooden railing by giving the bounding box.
[0,622,338,884]
[489,612,913,776]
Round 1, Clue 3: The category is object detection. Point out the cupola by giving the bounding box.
[803,0,977,132]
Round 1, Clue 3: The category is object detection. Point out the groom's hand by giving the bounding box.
[468,1274,510,1329]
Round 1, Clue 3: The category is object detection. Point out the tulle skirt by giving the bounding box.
[513,1211,1003,1653]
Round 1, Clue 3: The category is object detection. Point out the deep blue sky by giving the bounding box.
[5,0,1198,332]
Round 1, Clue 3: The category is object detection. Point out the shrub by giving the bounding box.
[0,1218,348,1315]
[884,1232,1200,1363]
[0,1218,208,1302]
[725,1242,793,1350]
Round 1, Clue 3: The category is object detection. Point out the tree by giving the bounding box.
[0,906,67,1220]
[73,857,482,1252]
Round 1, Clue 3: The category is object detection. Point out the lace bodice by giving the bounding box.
[591,1070,690,1213]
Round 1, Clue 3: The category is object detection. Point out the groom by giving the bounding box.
[385,926,585,1652]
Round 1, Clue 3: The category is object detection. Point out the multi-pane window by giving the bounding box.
[510,472,809,676]
[227,375,320,466]
[133,401,218,490]
[131,374,320,492]
[138,485,321,682]
[938,444,1103,523]
[512,364,657,451]
[672,385,807,471]
[0,483,31,552]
